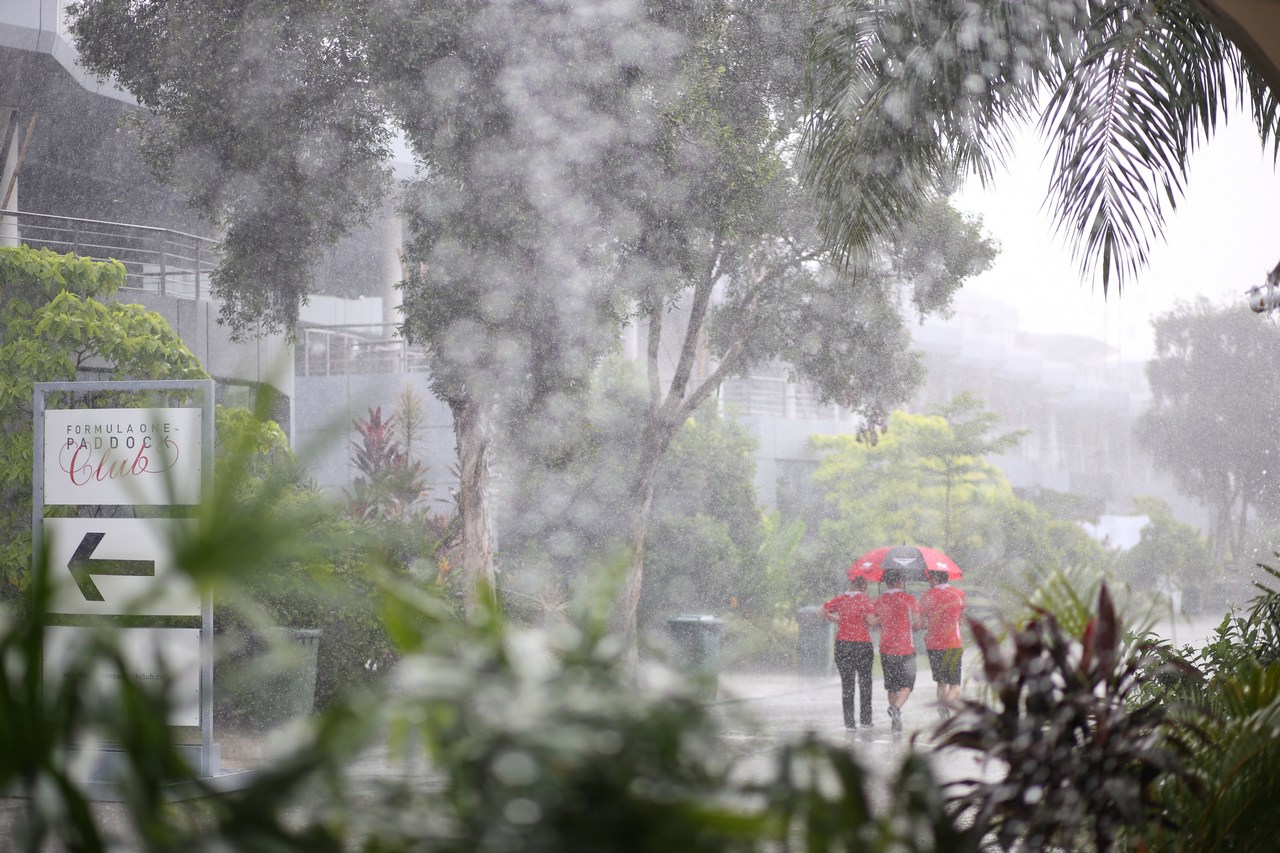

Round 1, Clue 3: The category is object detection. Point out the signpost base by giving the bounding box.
[56,744,259,802]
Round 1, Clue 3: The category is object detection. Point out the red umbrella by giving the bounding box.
[847,545,963,582]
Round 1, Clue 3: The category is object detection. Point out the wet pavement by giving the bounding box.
[0,612,1230,845]
[712,665,993,795]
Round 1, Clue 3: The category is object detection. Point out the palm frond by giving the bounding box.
[1040,0,1277,294]
[803,0,1086,266]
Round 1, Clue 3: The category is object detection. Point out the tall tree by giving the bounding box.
[1137,299,1280,565]
[498,359,768,626]
[1115,494,1212,595]
[808,406,1103,591]
[68,0,679,616]
[381,1,679,615]
[804,0,1279,294]
[916,392,1026,551]
[68,0,392,338]
[610,1,998,652]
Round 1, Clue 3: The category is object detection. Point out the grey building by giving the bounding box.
[1,0,292,421]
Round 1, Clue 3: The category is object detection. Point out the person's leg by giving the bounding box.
[928,649,949,716]
[833,641,858,729]
[853,642,874,726]
[942,648,963,705]
[883,654,913,731]
[900,653,916,705]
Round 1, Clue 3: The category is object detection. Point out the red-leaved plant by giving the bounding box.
[937,583,1192,851]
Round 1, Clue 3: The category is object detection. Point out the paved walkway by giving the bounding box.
[712,668,993,794]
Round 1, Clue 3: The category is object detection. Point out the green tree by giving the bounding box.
[67,0,391,338]
[610,2,997,654]
[1136,299,1280,566]
[807,404,1103,599]
[810,408,1016,564]
[1116,495,1213,598]
[0,246,206,598]
[915,392,1026,551]
[498,359,769,629]
[804,0,1279,293]
[385,1,677,618]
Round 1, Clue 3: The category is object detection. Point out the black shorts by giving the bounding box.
[928,648,963,685]
[881,653,916,693]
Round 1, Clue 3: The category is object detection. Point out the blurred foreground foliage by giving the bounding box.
[9,384,1280,850]
[1,430,974,851]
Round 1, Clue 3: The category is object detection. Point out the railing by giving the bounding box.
[0,208,217,300]
[0,209,433,377]
[297,326,431,377]
[722,373,850,420]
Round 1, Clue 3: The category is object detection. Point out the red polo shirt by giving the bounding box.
[823,591,874,642]
[921,584,966,650]
[874,588,920,656]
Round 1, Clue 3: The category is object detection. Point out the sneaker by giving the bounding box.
[937,707,952,721]
[888,706,902,732]
[861,720,873,728]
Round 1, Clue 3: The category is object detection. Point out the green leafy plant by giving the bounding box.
[939,583,1188,851]
[0,246,206,599]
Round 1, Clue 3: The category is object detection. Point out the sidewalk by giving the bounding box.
[711,667,994,793]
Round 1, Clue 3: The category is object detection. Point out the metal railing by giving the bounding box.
[297,326,430,377]
[0,208,217,300]
[0,209,433,377]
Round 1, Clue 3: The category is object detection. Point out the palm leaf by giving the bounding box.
[805,0,1280,290]
[803,0,1086,266]
[1041,0,1236,293]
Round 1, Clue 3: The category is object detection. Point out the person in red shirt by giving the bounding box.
[920,569,966,718]
[822,574,876,729]
[870,567,922,732]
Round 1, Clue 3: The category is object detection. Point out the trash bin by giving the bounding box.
[666,615,724,699]
[259,628,321,728]
[795,606,835,676]
[217,627,322,731]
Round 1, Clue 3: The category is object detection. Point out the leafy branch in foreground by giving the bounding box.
[937,583,1190,851]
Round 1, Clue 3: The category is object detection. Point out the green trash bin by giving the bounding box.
[666,615,723,699]
[795,606,835,676]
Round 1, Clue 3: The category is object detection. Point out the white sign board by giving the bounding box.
[44,626,201,726]
[44,517,200,617]
[43,407,203,506]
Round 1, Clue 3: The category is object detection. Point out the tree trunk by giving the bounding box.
[449,395,496,617]
[615,419,672,664]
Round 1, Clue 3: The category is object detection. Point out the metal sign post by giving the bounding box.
[32,379,219,788]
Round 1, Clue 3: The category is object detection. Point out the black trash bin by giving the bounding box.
[795,606,835,676]
[666,615,724,699]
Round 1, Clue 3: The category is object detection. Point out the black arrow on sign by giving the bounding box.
[68,531,156,602]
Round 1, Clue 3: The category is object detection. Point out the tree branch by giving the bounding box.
[674,287,763,422]
[662,232,723,419]
[645,300,663,410]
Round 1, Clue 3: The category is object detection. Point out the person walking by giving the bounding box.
[870,567,922,732]
[822,573,876,730]
[920,568,966,719]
